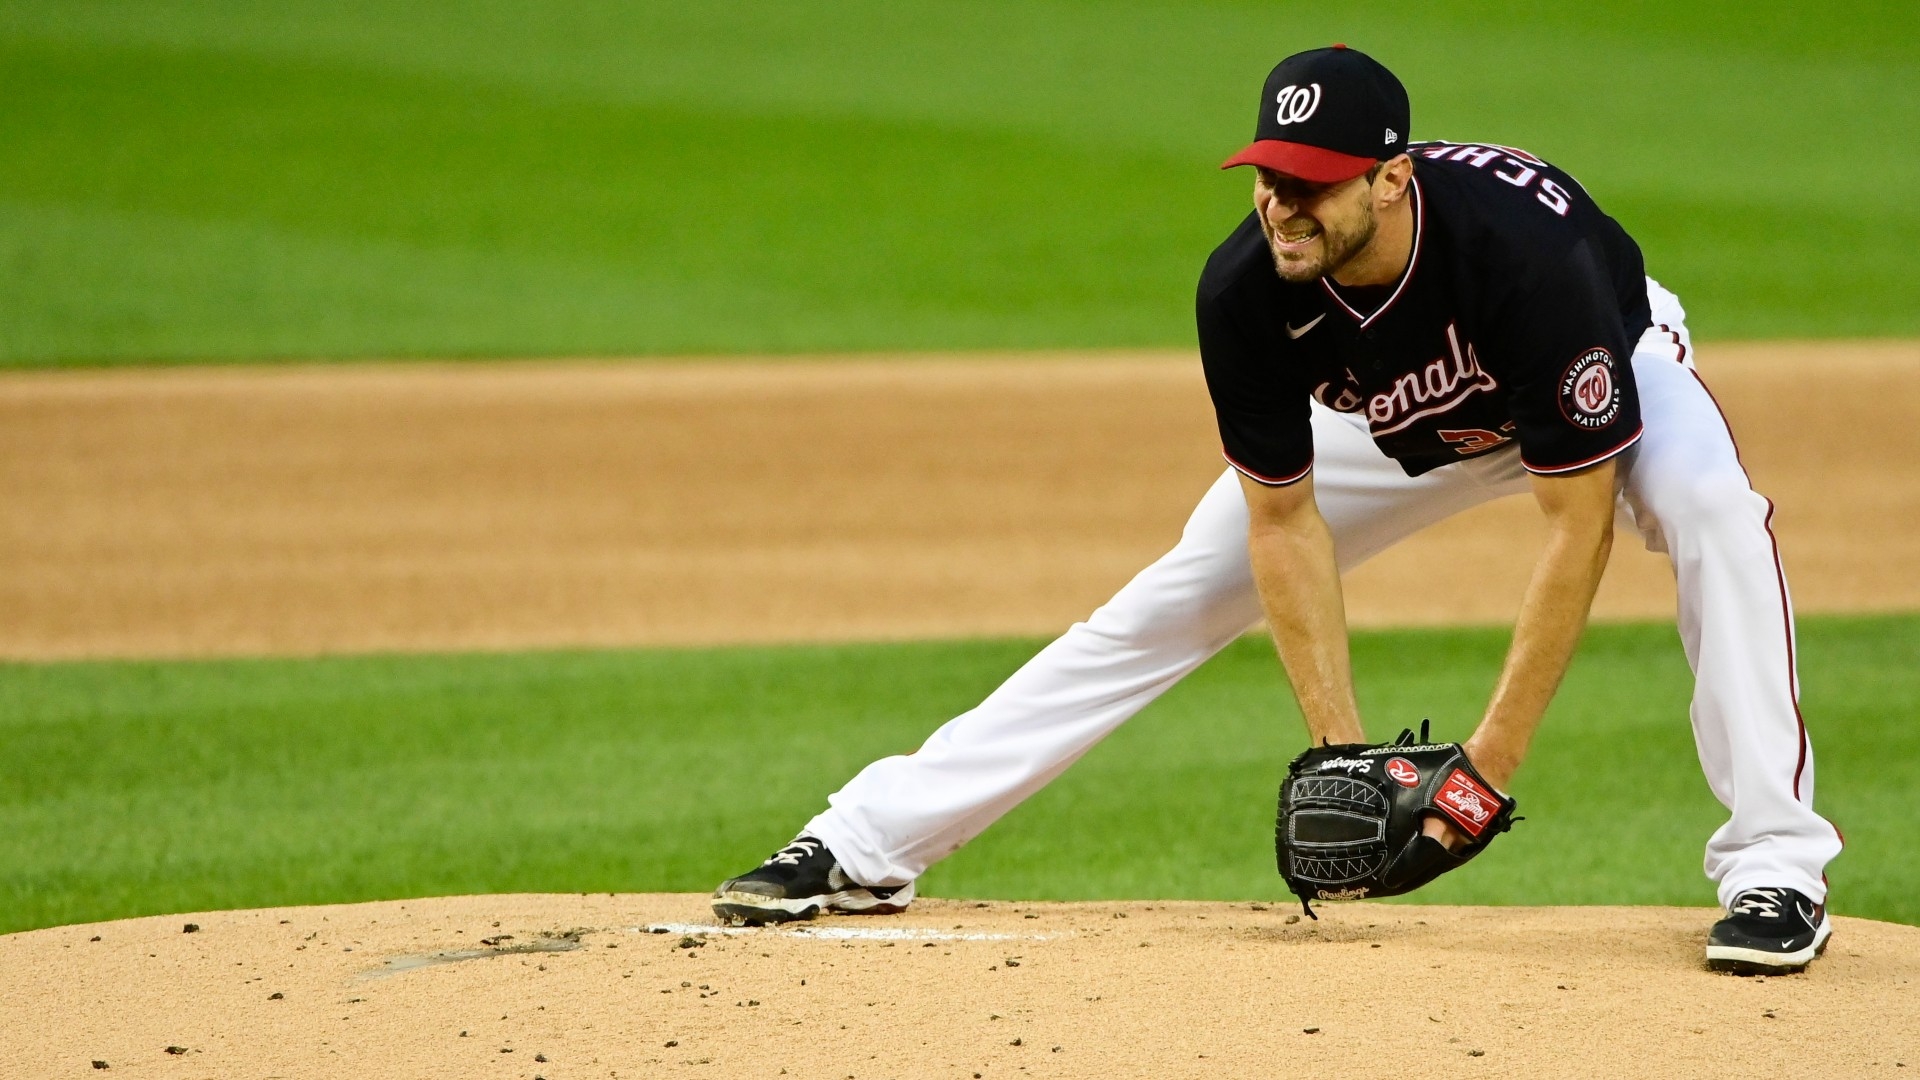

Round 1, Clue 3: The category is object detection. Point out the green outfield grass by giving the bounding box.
[2,0,1916,365]
[1,614,1912,935]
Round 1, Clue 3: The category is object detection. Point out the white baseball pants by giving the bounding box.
[807,281,1842,908]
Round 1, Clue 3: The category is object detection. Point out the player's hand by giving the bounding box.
[1423,739,1515,851]
[1424,739,1515,851]
[1421,813,1470,852]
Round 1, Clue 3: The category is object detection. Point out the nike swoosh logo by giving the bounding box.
[1798,903,1820,926]
[1286,314,1326,339]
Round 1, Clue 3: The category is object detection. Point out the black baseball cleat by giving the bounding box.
[1706,887,1833,974]
[711,835,915,926]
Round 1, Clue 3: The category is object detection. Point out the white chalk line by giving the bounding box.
[633,922,1058,942]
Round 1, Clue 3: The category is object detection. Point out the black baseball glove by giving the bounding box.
[1275,720,1518,918]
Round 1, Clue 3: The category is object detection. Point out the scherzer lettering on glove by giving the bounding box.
[1274,720,1518,917]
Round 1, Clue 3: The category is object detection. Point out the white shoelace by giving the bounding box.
[1731,889,1784,919]
[764,838,821,867]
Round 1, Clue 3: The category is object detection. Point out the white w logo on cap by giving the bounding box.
[1274,83,1322,125]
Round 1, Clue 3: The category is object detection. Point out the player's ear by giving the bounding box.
[1374,154,1414,205]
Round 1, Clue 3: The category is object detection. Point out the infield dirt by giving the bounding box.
[1,342,1915,659]
[2,344,1916,1076]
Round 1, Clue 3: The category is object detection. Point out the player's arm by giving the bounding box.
[1239,472,1367,745]
[1195,234,1352,742]
[1462,458,1617,788]
[1459,234,1641,791]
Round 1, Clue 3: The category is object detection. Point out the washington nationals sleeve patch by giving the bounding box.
[1558,347,1623,429]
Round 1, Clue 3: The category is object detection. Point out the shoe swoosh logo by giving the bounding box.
[1285,314,1326,340]
[1798,903,1819,925]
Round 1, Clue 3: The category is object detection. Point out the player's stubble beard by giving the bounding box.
[1262,200,1378,284]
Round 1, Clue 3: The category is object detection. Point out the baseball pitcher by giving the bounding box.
[710,45,1842,976]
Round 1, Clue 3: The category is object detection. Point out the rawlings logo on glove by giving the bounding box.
[1435,769,1500,835]
[1275,720,1518,917]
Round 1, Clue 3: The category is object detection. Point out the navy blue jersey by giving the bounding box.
[1197,141,1651,483]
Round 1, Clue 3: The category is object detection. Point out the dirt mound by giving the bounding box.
[5,893,1914,1078]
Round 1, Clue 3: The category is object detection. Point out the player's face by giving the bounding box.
[1254,167,1379,283]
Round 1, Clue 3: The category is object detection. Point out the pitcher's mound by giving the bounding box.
[5,893,1915,1078]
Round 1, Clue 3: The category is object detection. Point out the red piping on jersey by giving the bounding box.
[1680,365,1816,807]
[1520,424,1643,475]
[1320,175,1424,329]
[1222,449,1312,487]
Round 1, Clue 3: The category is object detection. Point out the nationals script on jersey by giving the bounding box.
[1197,141,1651,482]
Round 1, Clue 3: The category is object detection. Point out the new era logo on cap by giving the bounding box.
[1222,44,1411,183]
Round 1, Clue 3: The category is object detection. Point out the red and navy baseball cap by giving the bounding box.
[1221,45,1410,183]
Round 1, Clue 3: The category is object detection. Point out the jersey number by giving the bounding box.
[1438,426,1515,455]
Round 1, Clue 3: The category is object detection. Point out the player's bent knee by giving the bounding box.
[1642,469,1770,536]
[1079,585,1256,651]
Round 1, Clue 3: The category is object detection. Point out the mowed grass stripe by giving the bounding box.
[0,40,1226,364]
[2,0,1917,364]
[1,615,1912,934]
